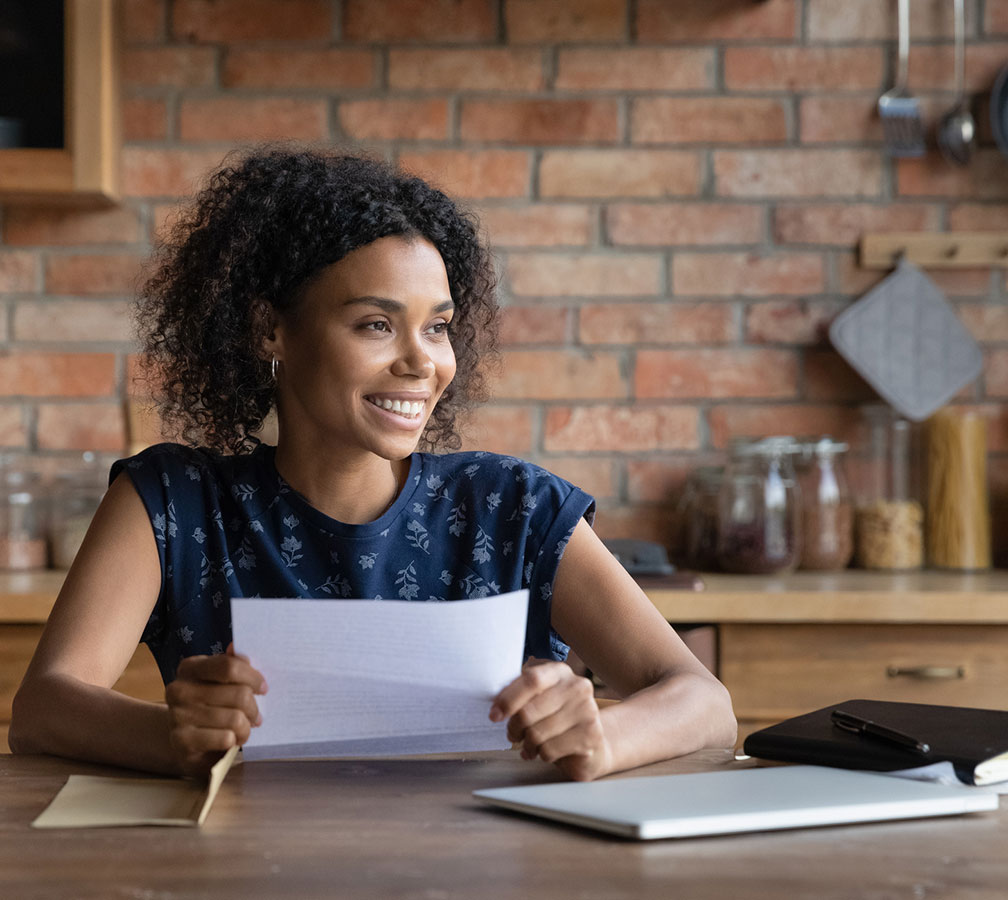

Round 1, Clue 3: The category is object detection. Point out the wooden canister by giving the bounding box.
[925,409,991,570]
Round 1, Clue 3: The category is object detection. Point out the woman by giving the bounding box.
[11,148,735,781]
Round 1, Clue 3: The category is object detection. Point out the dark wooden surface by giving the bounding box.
[0,749,1005,900]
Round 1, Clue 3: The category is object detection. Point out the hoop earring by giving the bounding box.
[271,356,279,380]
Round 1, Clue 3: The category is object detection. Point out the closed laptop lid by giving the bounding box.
[473,765,998,840]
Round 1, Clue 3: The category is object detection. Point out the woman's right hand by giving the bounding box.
[164,643,267,776]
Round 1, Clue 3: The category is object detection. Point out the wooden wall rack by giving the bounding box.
[861,232,1008,269]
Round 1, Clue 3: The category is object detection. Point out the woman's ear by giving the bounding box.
[253,301,282,361]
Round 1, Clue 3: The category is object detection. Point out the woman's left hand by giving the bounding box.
[489,659,613,782]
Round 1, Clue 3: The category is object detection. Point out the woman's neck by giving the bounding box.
[272,442,409,524]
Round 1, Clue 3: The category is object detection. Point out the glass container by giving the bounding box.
[716,437,801,575]
[855,406,923,570]
[49,452,106,570]
[678,465,724,571]
[798,437,854,571]
[0,466,48,570]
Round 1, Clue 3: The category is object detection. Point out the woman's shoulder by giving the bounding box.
[109,442,265,488]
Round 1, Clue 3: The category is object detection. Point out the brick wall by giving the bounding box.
[3,0,1008,560]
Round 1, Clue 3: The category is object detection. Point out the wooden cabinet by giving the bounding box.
[0,0,120,204]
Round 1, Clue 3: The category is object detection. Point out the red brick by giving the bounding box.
[497,350,626,400]
[224,48,375,89]
[461,99,619,145]
[948,204,1008,230]
[0,251,40,292]
[672,252,824,297]
[626,458,696,505]
[636,0,796,41]
[707,404,861,449]
[986,350,1008,397]
[457,405,534,456]
[122,97,169,141]
[906,43,1008,92]
[555,48,713,91]
[607,203,763,246]
[3,207,142,246]
[579,302,735,345]
[179,97,328,142]
[123,0,166,42]
[398,150,530,199]
[799,96,884,144]
[0,352,117,398]
[0,406,27,448]
[389,48,543,91]
[13,300,134,343]
[773,203,940,247]
[632,98,787,145]
[343,0,495,42]
[506,0,626,42]
[714,150,882,198]
[745,299,847,345]
[544,404,698,452]
[539,150,700,198]
[172,0,332,42]
[804,350,877,403]
[635,348,798,400]
[590,504,679,548]
[724,47,883,91]
[121,147,229,197]
[36,403,127,452]
[959,304,1008,344]
[809,0,970,41]
[540,456,617,500]
[506,252,662,297]
[122,46,217,88]
[45,254,144,296]
[989,0,1008,34]
[478,204,594,248]
[498,305,571,345]
[338,99,449,141]
[897,153,1008,200]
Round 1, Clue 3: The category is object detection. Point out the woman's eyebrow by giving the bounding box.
[343,296,455,314]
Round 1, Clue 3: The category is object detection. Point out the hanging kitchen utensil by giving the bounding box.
[878,0,926,158]
[829,258,982,422]
[936,0,975,165]
[990,61,1008,157]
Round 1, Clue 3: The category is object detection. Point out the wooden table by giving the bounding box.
[1,750,1005,900]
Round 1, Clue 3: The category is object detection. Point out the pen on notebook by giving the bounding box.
[830,709,931,755]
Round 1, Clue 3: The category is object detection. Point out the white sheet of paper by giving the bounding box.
[231,591,529,760]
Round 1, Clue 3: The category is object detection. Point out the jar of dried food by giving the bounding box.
[678,465,724,571]
[49,453,106,570]
[0,466,48,570]
[855,406,923,571]
[717,437,802,575]
[798,437,854,571]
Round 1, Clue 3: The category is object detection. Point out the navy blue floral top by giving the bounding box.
[112,443,595,685]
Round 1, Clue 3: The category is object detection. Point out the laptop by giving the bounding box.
[472,764,998,840]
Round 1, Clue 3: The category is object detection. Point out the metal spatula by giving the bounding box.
[878,0,925,158]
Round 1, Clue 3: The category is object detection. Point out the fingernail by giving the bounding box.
[489,705,503,722]
[258,679,269,695]
[254,713,263,727]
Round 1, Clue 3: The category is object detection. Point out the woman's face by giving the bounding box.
[267,235,457,463]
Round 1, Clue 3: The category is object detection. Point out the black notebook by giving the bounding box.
[742,699,1008,786]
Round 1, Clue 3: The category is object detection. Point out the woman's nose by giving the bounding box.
[391,334,436,377]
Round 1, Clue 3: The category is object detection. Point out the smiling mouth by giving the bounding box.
[365,396,425,420]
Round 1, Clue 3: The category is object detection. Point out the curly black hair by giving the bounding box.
[136,147,500,455]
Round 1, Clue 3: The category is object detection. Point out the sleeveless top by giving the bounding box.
[111,443,596,684]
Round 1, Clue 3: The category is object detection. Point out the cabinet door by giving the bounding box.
[720,623,1008,727]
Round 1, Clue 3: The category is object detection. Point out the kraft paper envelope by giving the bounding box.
[31,745,240,828]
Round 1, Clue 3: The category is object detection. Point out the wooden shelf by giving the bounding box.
[0,0,120,205]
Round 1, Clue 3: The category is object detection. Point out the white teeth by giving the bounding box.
[382,399,393,410]
[369,397,424,418]
[411,402,421,415]
[392,400,403,413]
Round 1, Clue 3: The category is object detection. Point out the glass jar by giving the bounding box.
[716,437,802,575]
[798,438,854,571]
[0,466,48,570]
[678,465,724,571]
[854,406,923,571]
[49,452,106,570]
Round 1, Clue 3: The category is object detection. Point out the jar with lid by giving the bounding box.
[854,406,923,570]
[678,465,724,571]
[798,437,854,571]
[49,452,106,570]
[716,437,802,575]
[0,465,48,570]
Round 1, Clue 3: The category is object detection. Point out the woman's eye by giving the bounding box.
[363,320,391,333]
[428,320,451,335]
